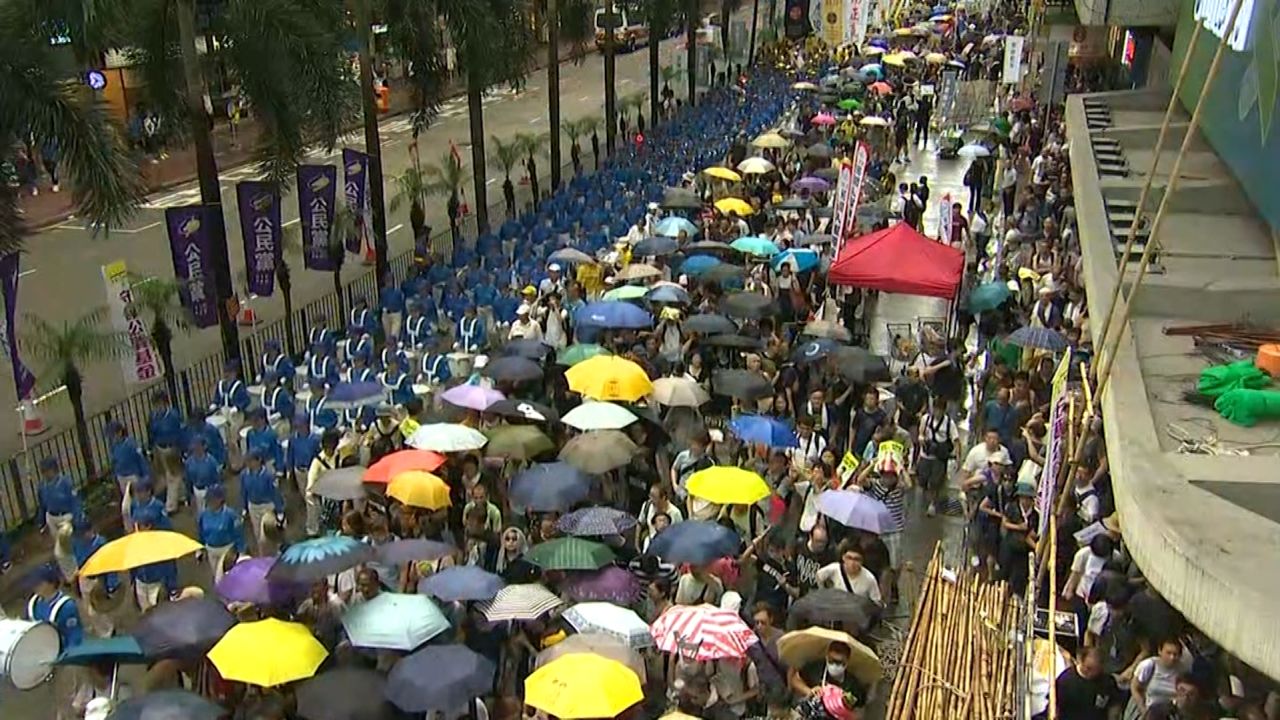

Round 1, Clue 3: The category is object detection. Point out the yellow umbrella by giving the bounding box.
[686,466,771,505]
[882,52,907,67]
[207,618,328,687]
[893,27,914,36]
[661,714,704,720]
[925,52,948,64]
[387,470,452,510]
[714,197,755,216]
[525,653,643,719]
[791,81,819,91]
[565,355,653,402]
[750,132,790,149]
[703,166,742,183]
[737,157,776,175]
[78,530,202,577]
[898,49,918,60]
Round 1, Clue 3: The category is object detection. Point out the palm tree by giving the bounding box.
[125,275,191,405]
[718,0,741,68]
[643,0,680,124]
[601,0,618,154]
[489,136,523,218]
[548,0,594,192]
[515,131,549,205]
[273,227,303,357]
[21,309,130,480]
[390,153,469,260]
[563,119,587,175]
[747,0,760,66]
[0,0,143,258]
[660,64,681,117]
[325,205,360,323]
[579,115,604,171]
[685,0,698,106]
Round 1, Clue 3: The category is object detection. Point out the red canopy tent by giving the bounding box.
[827,223,965,299]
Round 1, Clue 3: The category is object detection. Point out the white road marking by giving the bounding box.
[486,178,497,185]
[579,95,590,101]
[283,218,301,227]
[528,117,542,124]
[389,223,404,234]
[18,269,36,278]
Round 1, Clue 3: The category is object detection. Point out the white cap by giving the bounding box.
[516,305,530,316]
[548,263,562,272]
[474,354,490,369]
[989,449,1013,466]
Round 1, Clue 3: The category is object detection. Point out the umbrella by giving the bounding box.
[651,376,711,407]
[525,537,615,571]
[837,98,862,111]
[882,52,907,67]
[109,691,224,720]
[729,235,780,257]
[817,489,897,534]
[793,176,832,193]
[651,604,759,660]
[548,247,596,265]
[487,398,560,423]
[207,618,328,687]
[714,197,754,216]
[803,319,853,341]
[712,369,775,401]
[342,592,450,650]
[967,281,1013,312]
[559,430,638,474]
[687,466,771,505]
[477,583,563,621]
[386,645,496,714]
[405,423,488,452]
[310,466,368,501]
[297,668,395,720]
[418,565,505,602]
[811,113,837,126]
[134,597,235,659]
[565,355,653,402]
[375,538,455,565]
[737,157,776,174]
[684,313,737,335]
[788,589,878,635]
[269,535,374,584]
[647,284,691,304]
[776,626,882,685]
[926,51,948,64]
[791,81,819,91]
[869,81,893,95]
[562,401,639,431]
[326,381,387,410]
[721,292,776,319]
[483,355,544,384]
[574,301,653,329]
[557,507,637,537]
[774,196,813,210]
[535,632,646,681]
[647,520,741,565]
[751,132,790,148]
[440,383,505,412]
[363,449,446,483]
[57,635,145,666]
[793,232,836,246]
[700,334,763,350]
[703,166,742,182]
[634,235,680,256]
[655,216,699,238]
[561,567,643,604]
[859,116,890,126]
[863,44,886,55]
[616,263,662,282]
[806,143,833,159]
[681,254,722,277]
[216,556,304,606]
[685,240,738,255]
[812,167,839,180]
[510,462,594,511]
[773,247,820,272]
[387,470,452,510]
[833,347,891,383]
[1009,325,1068,351]
[525,653,643,720]
[557,343,612,367]
[603,285,647,302]
[959,143,992,158]
[728,414,799,448]
[484,424,555,460]
[563,602,654,648]
[78,530,202,577]
[792,337,842,364]
[500,337,555,360]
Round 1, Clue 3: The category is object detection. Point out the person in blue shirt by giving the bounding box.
[244,407,284,475]
[441,283,468,322]
[183,435,223,516]
[307,342,340,389]
[380,274,406,341]
[106,421,150,505]
[37,457,81,581]
[348,295,377,338]
[186,411,227,467]
[196,486,245,582]
[346,352,378,384]
[71,516,117,597]
[493,284,520,330]
[212,359,251,414]
[381,354,415,407]
[378,337,409,373]
[147,389,186,514]
[306,378,340,434]
[403,299,433,349]
[307,315,335,356]
[128,480,172,532]
[419,332,453,387]
[129,509,178,609]
[472,273,498,309]
[284,413,320,497]
[454,303,487,353]
[347,330,375,369]
[240,450,284,553]
[26,564,83,649]
[257,338,295,386]
[261,369,294,436]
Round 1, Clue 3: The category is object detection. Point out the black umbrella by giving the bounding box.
[795,233,837,246]
[703,264,747,283]
[375,538,456,565]
[834,347,892,383]
[487,398,560,423]
[701,334,764,350]
[386,644,497,714]
[134,598,235,660]
[712,369,775,401]
[788,588,878,635]
[109,690,224,720]
[774,196,813,210]
[298,668,395,720]
[721,292,778,319]
[648,520,742,566]
[811,167,839,181]
[684,313,738,335]
[499,338,554,360]
[634,235,680,256]
[807,143,833,159]
[685,240,737,255]
[483,355,544,384]
[662,189,703,210]
[791,337,842,364]
[814,206,835,219]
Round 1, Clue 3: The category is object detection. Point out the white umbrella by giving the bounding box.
[959,144,992,158]
[406,423,488,453]
[561,401,639,431]
[651,377,711,407]
[341,593,450,651]
[477,583,563,622]
[615,263,661,282]
[563,602,654,649]
[736,157,776,175]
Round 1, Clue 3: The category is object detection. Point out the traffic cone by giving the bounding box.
[20,398,47,436]
[237,295,258,326]
[362,237,376,266]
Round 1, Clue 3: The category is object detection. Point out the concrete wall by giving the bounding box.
[1074,0,1180,27]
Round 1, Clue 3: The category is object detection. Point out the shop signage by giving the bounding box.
[1194,0,1256,52]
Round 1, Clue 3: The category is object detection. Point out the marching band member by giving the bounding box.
[308,342,340,389]
[307,315,335,356]
[403,299,432,349]
[261,369,294,437]
[196,486,245,583]
[454,303,486,353]
[381,355,415,407]
[348,295,377,338]
[257,338,295,385]
[419,333,453,387]
[306,378,340,435]
[346,352,378,384]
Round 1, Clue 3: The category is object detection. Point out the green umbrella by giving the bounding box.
[837,98,862,111]
[602,285,648,302]
[525,537,615,571]
[483,425,555,460]
[992,116,1012,137]
[966,282,1013,313]
[557,343,612,367]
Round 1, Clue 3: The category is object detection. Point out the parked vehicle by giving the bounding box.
[595,4,650,53]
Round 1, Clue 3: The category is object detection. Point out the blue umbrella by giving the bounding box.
[1009,325,1068,351]
[269,535,375,583]
[326,381,387,410]
[682,254,722,276]
[634,235,680,256]
[772,247,820,273]
[57,635,146,666]
[386,645,497,714]
[655,216,699,238]
[646,284,691,304]
[730,235,781,257]
[556,507,639,536]
[342,592,451,651]
[728,414,799,448]
[510,461,593,512]
[574,301,653,329]
[418,565,506,602]
[967,281,1013,312]
[791,337,841,364]
[648,520,742,566]
[110,690,224,720]
[134,598,235,659]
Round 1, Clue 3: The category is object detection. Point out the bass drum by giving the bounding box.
[0,619,60,689]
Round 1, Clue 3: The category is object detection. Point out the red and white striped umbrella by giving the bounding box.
[650,604,759,661]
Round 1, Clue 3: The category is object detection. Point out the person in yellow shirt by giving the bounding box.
[576,261,604,298]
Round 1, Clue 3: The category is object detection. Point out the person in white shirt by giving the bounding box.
[1062,535,1115,607]
[816,546,882,606]
[960,429,1009,488]
[508,305,543,341]
[538,263,565,297]
[793,461,836,534]
[788,416,828,469]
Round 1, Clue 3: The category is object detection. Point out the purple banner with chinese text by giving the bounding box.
[165,205,219,328]
[0,253,36,399]
[236,181,282,297]
[342,148,369,254]
[298,164,337,271]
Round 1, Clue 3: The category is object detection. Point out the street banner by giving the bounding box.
[165,204,219,328]
[342,148,369,254]
[1002,34,1024,84]
[937,193,953,242]
[0,253,35,399]
[236,181,282,297]
[831,161,855,250]
[847,0,870,47]
[846,141,870,238]
[784,0,813,39]
[298,164,338,271]
[819,0,846,47]
[102,260,163,384]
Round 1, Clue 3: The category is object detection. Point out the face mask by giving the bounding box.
[826,661,846,678]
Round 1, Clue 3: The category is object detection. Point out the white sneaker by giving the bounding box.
[51,184,59,193]
[31,188,37,196]
[926,503,936,517]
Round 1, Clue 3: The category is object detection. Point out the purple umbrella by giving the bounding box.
[215,557,304,606]
[440,383,506,412]
[792,176,832,194]
[815,490,897,534]
[562,566,643,604]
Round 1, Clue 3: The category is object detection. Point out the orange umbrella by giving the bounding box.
[869,81,894,95]
[363,449,447,484]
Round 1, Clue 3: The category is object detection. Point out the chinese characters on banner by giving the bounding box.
[820,0,845,47]
[846,141,870,241]
[236,182,282,297]
[0,253,35,399]
[164,205,219,328]
[847,0,870,48]
[342,148,369,255]
[298,164,338,271]
[937,193,953,242]
[1002,34,1025,84]
[102,260,162,384]
[831,161,855,250]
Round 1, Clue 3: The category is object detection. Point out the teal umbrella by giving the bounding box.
[967,282,1013,312]
[342,593,450,651]
[730,235,780,257]
[525,537,616,571]
[57,635,146,666]
[603,285,648,302]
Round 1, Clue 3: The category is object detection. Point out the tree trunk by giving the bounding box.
[66,370,97,480]
[354,0,390,290]
[748,0,760,66]
[603,0,618,154]
[332,270,344,322]
[648,20,661,123]
[153,322,179,409]
[278,262,297,357]
[547,0,562,191]
[686,0,698,106]
[720,1,730,67]
[176,0,241,368]
[466,76,490,234]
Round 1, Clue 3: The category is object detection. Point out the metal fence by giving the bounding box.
[0,160,577,530]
